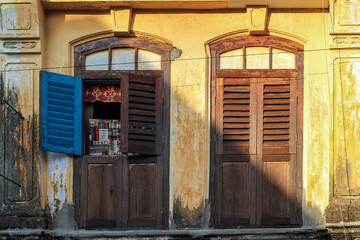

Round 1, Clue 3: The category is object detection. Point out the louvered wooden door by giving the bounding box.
[214,77,298,226]
[76,73,164,229]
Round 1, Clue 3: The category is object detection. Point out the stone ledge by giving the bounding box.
[0,227,330,239]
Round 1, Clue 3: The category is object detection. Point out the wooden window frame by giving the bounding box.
[73,36,172,228]
[209,35,304,227]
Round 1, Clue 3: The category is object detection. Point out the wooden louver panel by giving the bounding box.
[217,78,256,155]
[262,78,292,155]
[121,73,163,155]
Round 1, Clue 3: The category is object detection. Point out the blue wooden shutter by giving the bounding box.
[40,71,83,155]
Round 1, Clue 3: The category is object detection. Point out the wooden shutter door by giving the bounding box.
[215,77,257,226]
[121,73,163,228]
[259,77,297,225]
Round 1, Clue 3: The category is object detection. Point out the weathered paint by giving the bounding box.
[0,0,44,228]
[41,9,334,227]
[41,152,73,221]
[2,0,360,230]
[334,59,360,196]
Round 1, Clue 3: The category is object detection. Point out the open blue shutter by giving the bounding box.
[40,71,83,155]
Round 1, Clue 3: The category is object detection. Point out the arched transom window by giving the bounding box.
[219,46,296,70]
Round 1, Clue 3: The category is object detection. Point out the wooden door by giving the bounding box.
[213,76,299,227]
[74,73,164,229]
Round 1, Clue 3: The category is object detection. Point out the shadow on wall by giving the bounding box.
[39,12,324,229]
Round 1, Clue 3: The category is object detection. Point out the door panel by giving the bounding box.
[128,160,158,226]
[214,77,298,227]
[87,163,117,227]
[221,162,250,223]
[262,161,290,224]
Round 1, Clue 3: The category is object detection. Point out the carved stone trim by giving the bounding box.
[0,40,40,53]
[331,36,360,48]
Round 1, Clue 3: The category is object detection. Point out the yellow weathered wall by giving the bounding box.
[42,9,332,226]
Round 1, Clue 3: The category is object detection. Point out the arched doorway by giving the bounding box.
[72,36,172,229]
[209,35,303,227]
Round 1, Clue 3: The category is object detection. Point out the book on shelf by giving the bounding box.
[89,119,121,156]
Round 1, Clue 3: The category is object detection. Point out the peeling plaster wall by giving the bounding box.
[0,0,44,229]
[41,9,335,228]
[41,152,73,222]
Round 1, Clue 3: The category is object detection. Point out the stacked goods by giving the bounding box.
[89,119,121,155]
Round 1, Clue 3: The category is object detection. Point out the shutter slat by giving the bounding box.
[48,105,75,114]
[224,123,250,128]
[129,83,156,92]
[48,86,74,96]
[224,99,250,104]
[224,93,250,99]
[264,93,290,98]
[223,105,250,111]
[129,128,156,135]
[129,103,156,111]
[224,129,249,134]
[263,111,289,116]
[48,129,75,138]
[129,121,155,129]
[129,96,156,104]
[264,123,290,129]
[223,111,250,117]
[224,117,250,122]
[48,92,75,102]
[48,80,74,89]
[264,105,289,110]
[48,111,74,121]
[129,109,156,117]
[129,76,156,85]
[129,90,155,98]
[223,135,250,140]
[264,129,289,135]
[48,99,74,108]
[263,135,289,140]
[264,99,290,104]
[40,71,83,155]
[48,123,74,132]
[263,117,290,122]
[264,87,290,93]
[128,134,156,141]
[48,117,74,126]
[129,115,155,123]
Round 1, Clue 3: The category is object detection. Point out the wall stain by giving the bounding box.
[173,197,203,228]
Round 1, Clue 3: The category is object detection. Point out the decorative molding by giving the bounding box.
[0,40,40,53]
[0,3,39,39]
[246,6,268,35]
[331,36,360,48]
[3,6,31,30]
[332,0,360,33]
[111,8,132,36]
